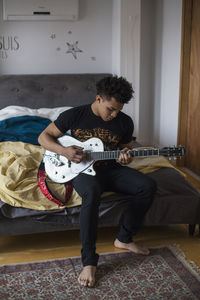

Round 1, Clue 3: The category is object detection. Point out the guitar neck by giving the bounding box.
[90,148,160,160]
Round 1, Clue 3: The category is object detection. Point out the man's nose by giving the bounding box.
[111,111,118,118]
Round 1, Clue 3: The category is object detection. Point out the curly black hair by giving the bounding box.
[96,75,134,104]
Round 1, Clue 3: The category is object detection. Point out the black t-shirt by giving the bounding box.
[54,104,134,150]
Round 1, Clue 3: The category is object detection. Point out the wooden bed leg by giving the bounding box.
[188,224,196,236]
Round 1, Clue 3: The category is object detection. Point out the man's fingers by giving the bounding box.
[73,150,84,163]
[118,150,132,164]
[73,158,82,163]
[73,145,84,151]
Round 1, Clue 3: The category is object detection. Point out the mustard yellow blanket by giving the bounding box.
[0,142,180,211]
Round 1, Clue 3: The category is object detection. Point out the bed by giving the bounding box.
[0,73,200,237]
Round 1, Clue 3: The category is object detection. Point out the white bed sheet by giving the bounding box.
[0,105,71,121]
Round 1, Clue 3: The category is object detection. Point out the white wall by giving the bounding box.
[120,0,141,138]
[112,0,141,136]
[155,0,182,147]
[139,0,157,145]
[0,0,112,74]
[112,0,121,76]
[139,0,182,146]
[111,0,182,146]
[0,0,183,147]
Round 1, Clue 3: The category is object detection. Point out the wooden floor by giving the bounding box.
[0,167,200,268]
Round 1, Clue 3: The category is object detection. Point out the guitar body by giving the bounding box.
[44,136,104,183]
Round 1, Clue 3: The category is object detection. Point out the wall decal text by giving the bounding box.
[0,36,20,59]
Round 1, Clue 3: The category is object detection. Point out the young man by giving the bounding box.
[38,75,156,288]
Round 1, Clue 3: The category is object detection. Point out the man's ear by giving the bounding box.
[96,95,101,103]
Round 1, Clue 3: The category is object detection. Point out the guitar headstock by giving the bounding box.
[160,146,186,158]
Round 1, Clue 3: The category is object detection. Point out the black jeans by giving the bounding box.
[72,161,157,267]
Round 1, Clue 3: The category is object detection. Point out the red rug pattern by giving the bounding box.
[0,246,200,299]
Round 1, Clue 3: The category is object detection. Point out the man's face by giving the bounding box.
[97,96,124,121]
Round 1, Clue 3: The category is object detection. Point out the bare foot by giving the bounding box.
[78,265,96,287]
[114,238,150,255]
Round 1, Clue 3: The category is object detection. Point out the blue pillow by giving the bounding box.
[0,115,51,145]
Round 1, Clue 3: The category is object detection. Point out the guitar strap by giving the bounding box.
[37,161,73,207]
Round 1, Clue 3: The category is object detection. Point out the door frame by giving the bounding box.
[177,0,193,166]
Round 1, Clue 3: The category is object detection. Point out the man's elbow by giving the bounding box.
[38,132,44,146]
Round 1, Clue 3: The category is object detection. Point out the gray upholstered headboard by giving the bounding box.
[0,73,111,109]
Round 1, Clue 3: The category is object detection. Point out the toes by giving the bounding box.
[78,277,95,287]
[78,266,96,287]
[139,246,150,255]
[88,280,95,287]
[83,280,89,287]
[78,278,88,287]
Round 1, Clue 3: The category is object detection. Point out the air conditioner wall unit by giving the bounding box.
[3,0,79,21]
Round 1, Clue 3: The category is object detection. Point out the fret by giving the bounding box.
[130,148,160,157]
[134,150,139,157]
[117,150,121,159]
[145,150,149,156]
[148,149,152,156]
[153,149,158,156]
[90,148,160,160]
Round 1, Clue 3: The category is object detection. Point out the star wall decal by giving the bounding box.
[66,41,83,59]
[50,34,56,39]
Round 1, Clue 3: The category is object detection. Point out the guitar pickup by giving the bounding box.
[50,157,64,167]
[43,154,64,167]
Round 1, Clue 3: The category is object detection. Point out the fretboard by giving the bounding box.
[89,148,160,160]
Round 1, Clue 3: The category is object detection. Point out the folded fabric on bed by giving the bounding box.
[0,142,81,210]
[0,141,180,211]
[0,116,51,145]
[0,105,71,121]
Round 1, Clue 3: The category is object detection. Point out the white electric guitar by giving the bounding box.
[43,135,186,183]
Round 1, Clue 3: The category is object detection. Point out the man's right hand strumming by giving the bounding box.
[62,145,84,164]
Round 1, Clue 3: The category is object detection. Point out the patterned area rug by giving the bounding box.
[0,246,200,300]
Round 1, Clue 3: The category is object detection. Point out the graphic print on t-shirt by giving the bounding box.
[72,128,120,150]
